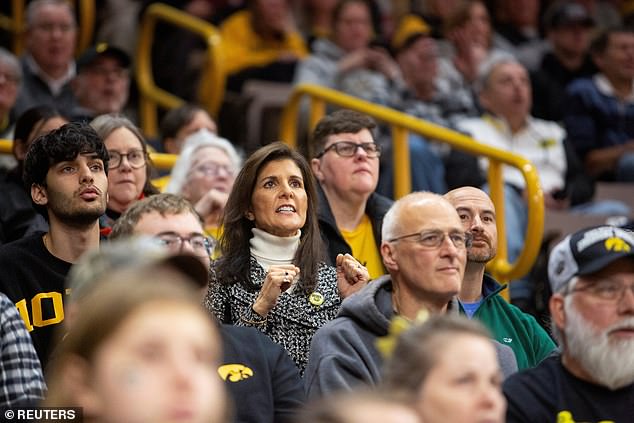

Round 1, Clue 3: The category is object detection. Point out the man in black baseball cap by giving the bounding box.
[543,0,595,29]
[70,42,131,120]
[503,225,634,422]
[531,0,596,122]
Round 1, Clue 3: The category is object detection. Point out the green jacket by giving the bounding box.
[459,274,557,370]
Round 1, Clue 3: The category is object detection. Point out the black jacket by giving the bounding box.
[531,52,596,122]
[0,169,48,246]
[220,325,305,423]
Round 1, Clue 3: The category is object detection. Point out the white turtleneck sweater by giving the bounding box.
[250,227,301,282]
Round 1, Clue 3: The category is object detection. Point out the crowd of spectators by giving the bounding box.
[0,0,634,422]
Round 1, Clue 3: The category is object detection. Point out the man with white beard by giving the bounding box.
[503,225,634,422]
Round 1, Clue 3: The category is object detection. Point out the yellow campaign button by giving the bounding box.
[309,292,325,306]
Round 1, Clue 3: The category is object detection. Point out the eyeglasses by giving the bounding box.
[86,66,129,79]
[0,72,19,85]
[191,162,234,178]
[108,149,146,169]
[570,279,634,302]
[316,141,381,158]
[388,230,472,249]
[33,22,76,34]
[155,232,214,257]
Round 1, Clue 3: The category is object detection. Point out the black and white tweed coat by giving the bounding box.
[205,257,341,372]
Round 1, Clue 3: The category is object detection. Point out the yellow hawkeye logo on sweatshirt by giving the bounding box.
[218,364,254,382]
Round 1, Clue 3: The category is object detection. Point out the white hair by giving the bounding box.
[26,0,75,27]
[165,129,243,195]
[562,294,634,389]
[381,191,446,242]
[550,277,579,344]
[473,52,520,94]
[0,48,21,84]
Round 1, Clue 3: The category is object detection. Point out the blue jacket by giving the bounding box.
[563,75,634,179]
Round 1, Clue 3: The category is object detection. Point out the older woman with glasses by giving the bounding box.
[0,47,21,141]
[91,114,159,237]
[206,142,369,372]
[166,129,242,242]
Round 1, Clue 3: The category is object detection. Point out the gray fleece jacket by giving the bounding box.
[304,275,518,398]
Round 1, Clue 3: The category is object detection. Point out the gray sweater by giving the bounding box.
[304,275,518,398]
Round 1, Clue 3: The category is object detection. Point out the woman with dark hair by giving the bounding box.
[206,142,368,371]
[90,114,159,237]
[0,105,68,245]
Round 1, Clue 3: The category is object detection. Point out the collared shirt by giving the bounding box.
[594,73,634,103]
[563,74,634,166]
[457,114,567,192]
[24,54,75,96]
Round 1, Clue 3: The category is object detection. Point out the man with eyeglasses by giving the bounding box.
[305,192,518,398]
[70,43,131,121]
[110,193,306,423]
[14,0,78,117]
[311,109,393,280]
[111,193,214,269]
[445,187,556,370]
[503,225,634,422]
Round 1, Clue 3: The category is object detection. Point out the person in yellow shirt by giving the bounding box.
[311,109,392,279]
[220,0,308,92]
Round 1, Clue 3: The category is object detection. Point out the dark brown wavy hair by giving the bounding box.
[216,142,324,292]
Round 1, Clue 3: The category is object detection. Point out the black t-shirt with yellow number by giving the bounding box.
[0,233,71,368]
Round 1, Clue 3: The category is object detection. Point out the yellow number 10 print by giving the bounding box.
[15,292,65,331]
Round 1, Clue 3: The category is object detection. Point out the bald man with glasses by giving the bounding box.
[311,109,393,280]
[304,191,518,398]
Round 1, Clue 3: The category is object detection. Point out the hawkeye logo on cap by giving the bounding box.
[218,364,254,382]
[576,226,634,252]
[605,237,631,253]
[96,42,109,53]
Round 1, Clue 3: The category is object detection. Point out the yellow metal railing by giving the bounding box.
[0,83,544,287]
[136,3,224,138]
[0,139,12,156]
[0,139,177,171]
[149,151,178,170]
[0,0,94,56]
[0,0,24,54]
[75,0,95,54]
[280,84,544,287]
